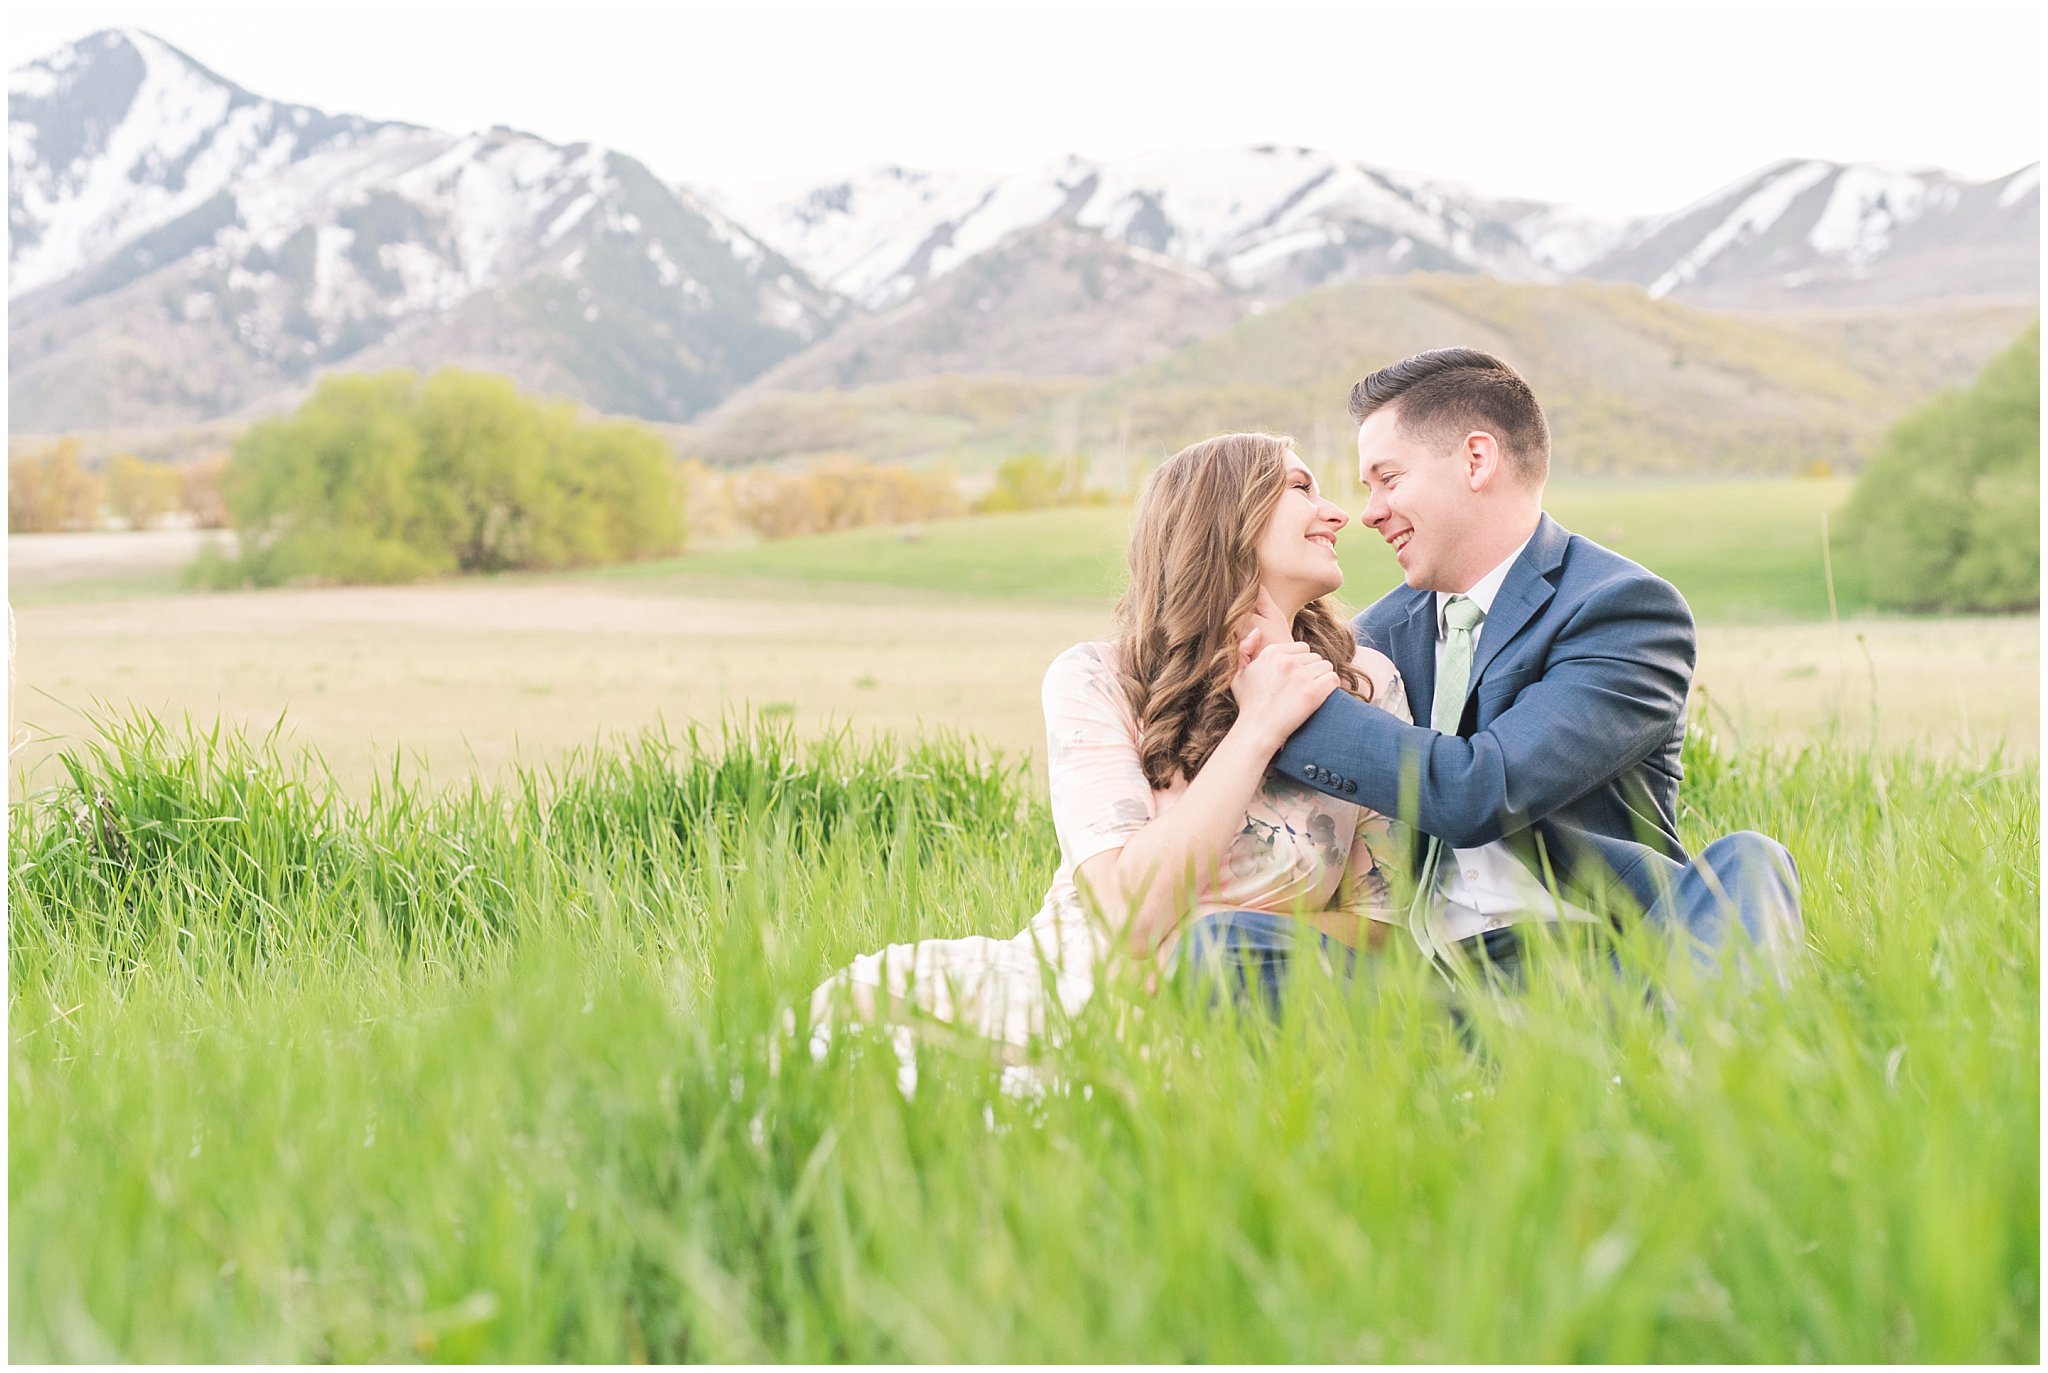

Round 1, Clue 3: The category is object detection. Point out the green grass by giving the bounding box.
[602,476,1857,623]
[9,713,2038,1360]
[595,505,1134,605]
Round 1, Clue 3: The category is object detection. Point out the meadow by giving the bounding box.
[7,474,2041,1359]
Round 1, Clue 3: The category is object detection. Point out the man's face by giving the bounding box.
[1355,407,1480,593]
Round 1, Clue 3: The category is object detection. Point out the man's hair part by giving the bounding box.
[1349,347,1551,484]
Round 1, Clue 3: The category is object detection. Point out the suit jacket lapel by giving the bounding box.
[1469,514,1567,689]
[1386,589,1437,725]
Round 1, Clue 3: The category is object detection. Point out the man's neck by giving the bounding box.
[1442,509,1542,595]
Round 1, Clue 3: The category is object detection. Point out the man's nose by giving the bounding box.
[1360,492,1387,526]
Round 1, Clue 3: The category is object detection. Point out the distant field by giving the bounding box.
[9,475,2034,796]
[602,476,1856,623]
[4,476,1863,623]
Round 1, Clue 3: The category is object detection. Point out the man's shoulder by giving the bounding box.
[1351,582,1427,640]
[1549,520,1690,618]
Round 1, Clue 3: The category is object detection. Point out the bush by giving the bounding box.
[972,451,1110,514]
[1835,324,2039,613]
[732,457,962,540]
[215,369,685,586]
[8,439,103,532]
[180,453,232,529]
[105,454,183,530]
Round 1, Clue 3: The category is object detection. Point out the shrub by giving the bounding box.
[1835,324,2039,613]
[732,457,962,540]
[215,369,685,586]
[972,451,1110,514]
[8,439,103,532]
[180,453,232,529]
[105,454,184,530]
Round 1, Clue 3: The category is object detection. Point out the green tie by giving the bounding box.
[1410,594,1485,959]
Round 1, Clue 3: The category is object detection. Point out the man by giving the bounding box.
[1267,347,1801,982]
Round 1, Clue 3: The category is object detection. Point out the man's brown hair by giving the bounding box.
[1348,347,1550,484]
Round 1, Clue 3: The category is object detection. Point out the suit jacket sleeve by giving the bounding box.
[1273,572,1694,848]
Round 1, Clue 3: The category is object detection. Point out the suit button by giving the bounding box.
[1343,780,1357,794]
[1302,764,1318,780]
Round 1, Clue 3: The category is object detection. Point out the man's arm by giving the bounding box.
[1274,571,1693,847]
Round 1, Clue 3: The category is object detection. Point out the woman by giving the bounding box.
[808,433,1409,1051]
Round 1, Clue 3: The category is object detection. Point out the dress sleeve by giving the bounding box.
[1042,644,1155,868]
[1379,670,1412,724]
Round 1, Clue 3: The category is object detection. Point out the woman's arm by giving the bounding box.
[1324,827,1397,951]
[1075,638,1339,958]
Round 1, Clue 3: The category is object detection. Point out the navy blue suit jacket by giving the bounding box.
[1273,514,1694,918]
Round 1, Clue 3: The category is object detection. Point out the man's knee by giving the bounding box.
[1699,831,1799,900]
[1692,830,1804,956]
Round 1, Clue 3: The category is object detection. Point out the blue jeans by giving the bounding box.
[1642,830,1804,979]
[1173,831,1801,1014]
[1172,910,1361,1012]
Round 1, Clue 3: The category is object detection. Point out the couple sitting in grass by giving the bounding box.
[810,348,1803,1047]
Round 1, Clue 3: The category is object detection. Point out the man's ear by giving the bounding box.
[1463,431,1504,492]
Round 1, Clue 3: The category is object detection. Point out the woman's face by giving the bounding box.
[1254,450,1350,609]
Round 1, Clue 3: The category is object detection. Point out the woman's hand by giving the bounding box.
[1231,636,1338,752]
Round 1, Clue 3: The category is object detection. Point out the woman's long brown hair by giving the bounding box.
[1115,432,1371,789]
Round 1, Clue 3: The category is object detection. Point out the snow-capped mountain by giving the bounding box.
[1585,158,2040,307]
[9,29,840,430]
[714,149,2036,317]
[8,28,2037,437]
[710,145,1624,312]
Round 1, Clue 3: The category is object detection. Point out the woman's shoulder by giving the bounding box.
[1043,640,1126,697]
[1047,640,1121,678]
[1350,643,1400,694]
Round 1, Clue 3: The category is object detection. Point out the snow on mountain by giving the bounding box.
[9,29,402,298]
[708,162,1030,309]
[1588,157,2038,306]
[713,145,1614,311]
[9,29,841,429]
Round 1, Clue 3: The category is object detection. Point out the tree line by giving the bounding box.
[29,331,2028,610]
[9,442,229,533]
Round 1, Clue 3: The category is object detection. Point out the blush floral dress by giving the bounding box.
[808,641,1409,1050]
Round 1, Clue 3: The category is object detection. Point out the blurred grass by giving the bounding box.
[9,713,2037,1360]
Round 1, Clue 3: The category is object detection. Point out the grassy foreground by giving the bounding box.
[9,716,2039,1361]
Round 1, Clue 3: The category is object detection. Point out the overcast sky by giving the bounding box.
[9,0,2042,215]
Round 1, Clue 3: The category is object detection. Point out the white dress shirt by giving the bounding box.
[1427,534,1600,944]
